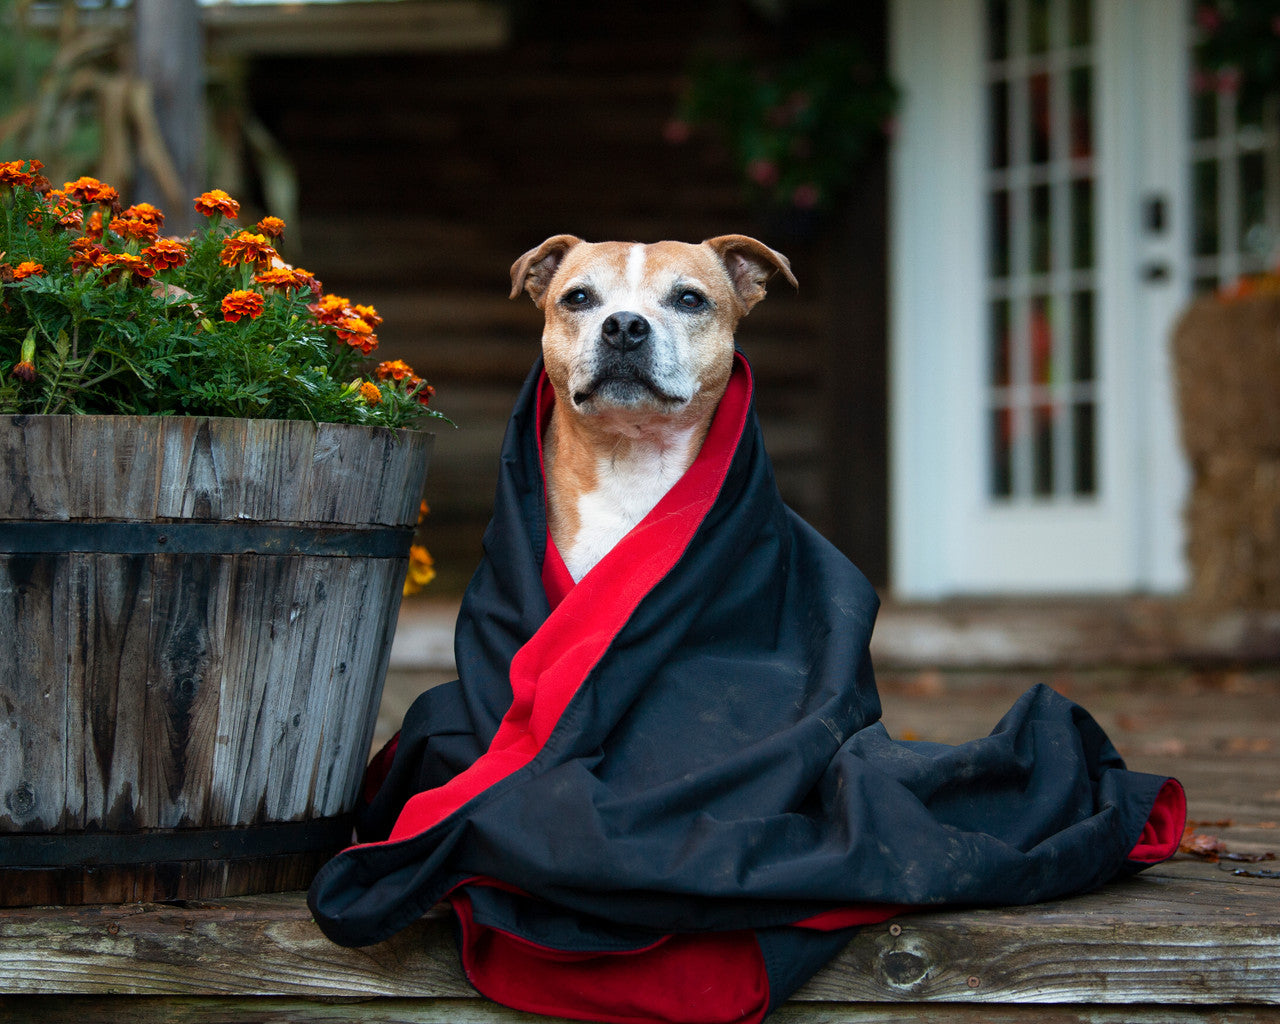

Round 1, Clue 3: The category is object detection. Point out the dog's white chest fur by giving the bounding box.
[559,428,699,582]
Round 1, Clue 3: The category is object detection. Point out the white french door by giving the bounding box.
[890,0,1189,597]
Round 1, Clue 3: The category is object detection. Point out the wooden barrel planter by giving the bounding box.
[0,414,432,906]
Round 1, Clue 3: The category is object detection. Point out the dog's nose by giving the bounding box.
[601,312,650,352]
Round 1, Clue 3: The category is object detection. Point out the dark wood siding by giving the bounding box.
[248,4,888,591]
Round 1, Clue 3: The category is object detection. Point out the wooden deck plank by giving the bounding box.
[3,998,1278,1024]
[0,860,1275,1005]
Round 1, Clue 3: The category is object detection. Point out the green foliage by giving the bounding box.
[0,161,444,429]
[1195,0,1280,124]
[673,38,897,213]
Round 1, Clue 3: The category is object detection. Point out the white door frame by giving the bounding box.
[888,0,1189,598]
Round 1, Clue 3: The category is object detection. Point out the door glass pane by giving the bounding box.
[989,0,1010,61]
[1068,67,1092,158]
[1071,290,1094,382]
[1029,73,1052,164]
[985,0,1097,503]
[990,298,1012,385]
[1192,158,1220,258]
[1070,178,1094,269]
[991,409,1014,498]
[1030,294,1053,386]
[1034,404,1055,496]
[1072,402,1096,495]
[990,189,1011,276]
[1067,0,1090,46]
[1028,0,1051,54]
[990,81,1011,168]
[1031,184,1052,271]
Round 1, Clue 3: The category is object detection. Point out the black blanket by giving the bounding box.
[308,353,1185,1024]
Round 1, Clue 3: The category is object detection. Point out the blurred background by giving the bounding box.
[3,0,1277,610]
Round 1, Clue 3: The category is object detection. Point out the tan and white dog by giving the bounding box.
[509,235,797,582]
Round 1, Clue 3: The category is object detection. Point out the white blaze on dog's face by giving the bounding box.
[510,236,796,437]
[510,234,796,581]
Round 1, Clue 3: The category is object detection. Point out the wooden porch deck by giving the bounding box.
[2,599,1278,1022]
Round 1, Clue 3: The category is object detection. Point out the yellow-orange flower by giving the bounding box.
[99,252,156,282]
[253,266,312,290]
[143,238,189,271]
[220,231,277,268]
[194,189,240,219]
[256,216,285,238]
[68,238,110,272]
[109,216,160,243]
[353,303,382,329]
[12,261,44,280]
[358,380,383,405]
[315,293,350,316]
[375,359,416,381]
[402,544,436,596]
[221,289,265,322]
[0,160,36,188]
[64,175,119,206]
[336,315,377,354]
[121,202,164,228]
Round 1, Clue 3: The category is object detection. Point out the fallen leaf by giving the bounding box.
[1181,831,1228,860]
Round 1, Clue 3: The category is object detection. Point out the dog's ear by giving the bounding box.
[510,235,582,308]
[703,235,797,315]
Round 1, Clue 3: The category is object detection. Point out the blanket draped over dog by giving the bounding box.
[308,353,1186,1024]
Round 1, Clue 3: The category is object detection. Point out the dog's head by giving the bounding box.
[510,235,796,431]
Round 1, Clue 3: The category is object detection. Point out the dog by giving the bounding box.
[509,235,797,582]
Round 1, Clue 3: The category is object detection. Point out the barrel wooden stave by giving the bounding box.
[0,414,431,904]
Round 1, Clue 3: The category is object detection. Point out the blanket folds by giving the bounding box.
[308,353,1185,1024]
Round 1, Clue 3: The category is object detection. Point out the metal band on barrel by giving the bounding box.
[0,817,355,867]
[0,522,414,557]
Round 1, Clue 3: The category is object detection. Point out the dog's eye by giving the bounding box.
[676,290,706,310]
[562,288,592,308]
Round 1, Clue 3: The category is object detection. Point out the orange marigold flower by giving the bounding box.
[220,231,278,268]
[315,293,350,317]
[143,238,189,271]
[194,189,240,219]
[0,160,35,188]
[253,266,311,290]
[85,209,107,240]
[353,303,383,329]
[359,381,383,405]
[415,382,437,407]
[12,261,44,280]
[109,216,160,243]
[64,176,119,206]
[99,252,156,281]
[402,544,436,596]
[335,315,377,354]
[121,202,165,228]
[11,360,37,384]
[375,359,416,381]
[256,216,285,238]
[68,238,110,272]
[221,289,266,322]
